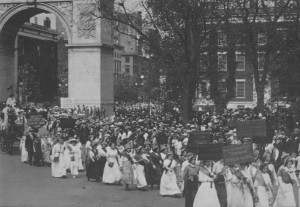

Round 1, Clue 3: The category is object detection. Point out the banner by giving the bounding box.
[188,131,211,153]
[198,143,228,160]
[60,98,74,109]
[222,144,254,165]
[236,119,267,139]
[59,118,76,129]
[27,114,46,129]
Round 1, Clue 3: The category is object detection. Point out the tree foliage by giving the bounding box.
[114,73,139,103]
[18,63,42,103]
[96,0,235,123]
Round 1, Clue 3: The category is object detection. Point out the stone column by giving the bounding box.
[68,0,114,115]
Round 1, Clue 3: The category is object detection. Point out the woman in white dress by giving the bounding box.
[227,164,255,207]
[160,152,181,197]
[19,133,28,163]
[51,138,66,178]
[273,158,299,207]
[134,148,148,191]
[63,139,71,172]
[193,160,220,207]
[252,163,274,207]
[68,139,81,178]
[102,142,122,184]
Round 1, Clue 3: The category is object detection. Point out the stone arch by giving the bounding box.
[0,3,72,43]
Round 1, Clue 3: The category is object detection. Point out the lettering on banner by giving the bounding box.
[60,98,74,109]
[27,114,46,129]
[236,119,267,139]
[222,144,254,165]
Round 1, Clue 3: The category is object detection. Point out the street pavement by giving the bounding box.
[0,151,184,207]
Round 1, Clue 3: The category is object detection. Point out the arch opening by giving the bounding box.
[0,5,71,105]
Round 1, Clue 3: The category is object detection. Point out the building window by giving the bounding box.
[258,52,265,70]
[44,17,51,29]
[236,53,245,71]
[125,56,130,63]
[236,79,245,98]
[218,31,227,46]
[125,65,130,73]
[218,53,227,71]
[258,33,267,46]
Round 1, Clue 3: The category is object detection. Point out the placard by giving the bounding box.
[59,118,76,129]
[222,144,254,165]
[60,98,74,109]
[27,114,46,129]
[236,119,267,139]
[198,143,228,160]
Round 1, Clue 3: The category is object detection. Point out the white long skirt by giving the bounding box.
[227,183,253,207]
[273,179,296,207]
[102,158,122,183]
[70,160,79,176]
[136,164,147,188]
[255,186,270,207]
[193,182,220,207]
[51,154,66,178]
[160,170,181,195]
[21,142,28,163]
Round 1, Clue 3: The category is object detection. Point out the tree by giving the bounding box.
[18,63,42,104]
[234,0,295,113]
[96,0,235,123]
[114,73,139,103]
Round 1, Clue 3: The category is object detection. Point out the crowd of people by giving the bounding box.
[1,100,300,207]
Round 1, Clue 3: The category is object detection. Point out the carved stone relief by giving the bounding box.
[77,3,96,39]
[0,4,16,18]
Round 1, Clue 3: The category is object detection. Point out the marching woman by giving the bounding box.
[273,158,299,207]
[134,147,149,191]
[253,163,274,207]
[68,138,81,178]
[182,156,199,207]
[160,151,181,197]
[102,142,122,184]
[227,163,254,207]
[51,138,66,178]
[19,132,28,163]
[120,141,135,190]
[193,160,220,207]
[97,141,108,181]
[86,141,101,182]
[147,145,163,188]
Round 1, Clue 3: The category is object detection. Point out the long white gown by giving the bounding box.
[273,167,297,207]
[193,168,220,207]
[69,144,81,176]
[160,159,181,196]
[20,135,28,162]
[227,169,253,207]
[102,147,122,183]
[254,173,273,207]
[51,143,66,178]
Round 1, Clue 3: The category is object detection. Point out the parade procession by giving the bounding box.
[1,99,300,207]
[1,0,300,207]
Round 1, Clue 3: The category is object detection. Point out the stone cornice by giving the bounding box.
[1,0,72,3]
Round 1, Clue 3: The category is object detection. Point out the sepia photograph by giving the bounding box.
[0,0,300,207]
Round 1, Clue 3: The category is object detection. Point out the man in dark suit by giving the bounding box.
[25,128,35,165]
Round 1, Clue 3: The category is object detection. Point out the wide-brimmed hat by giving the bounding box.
[92,141,99,147]
[69,138,78,143]
[124,141,133,150]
